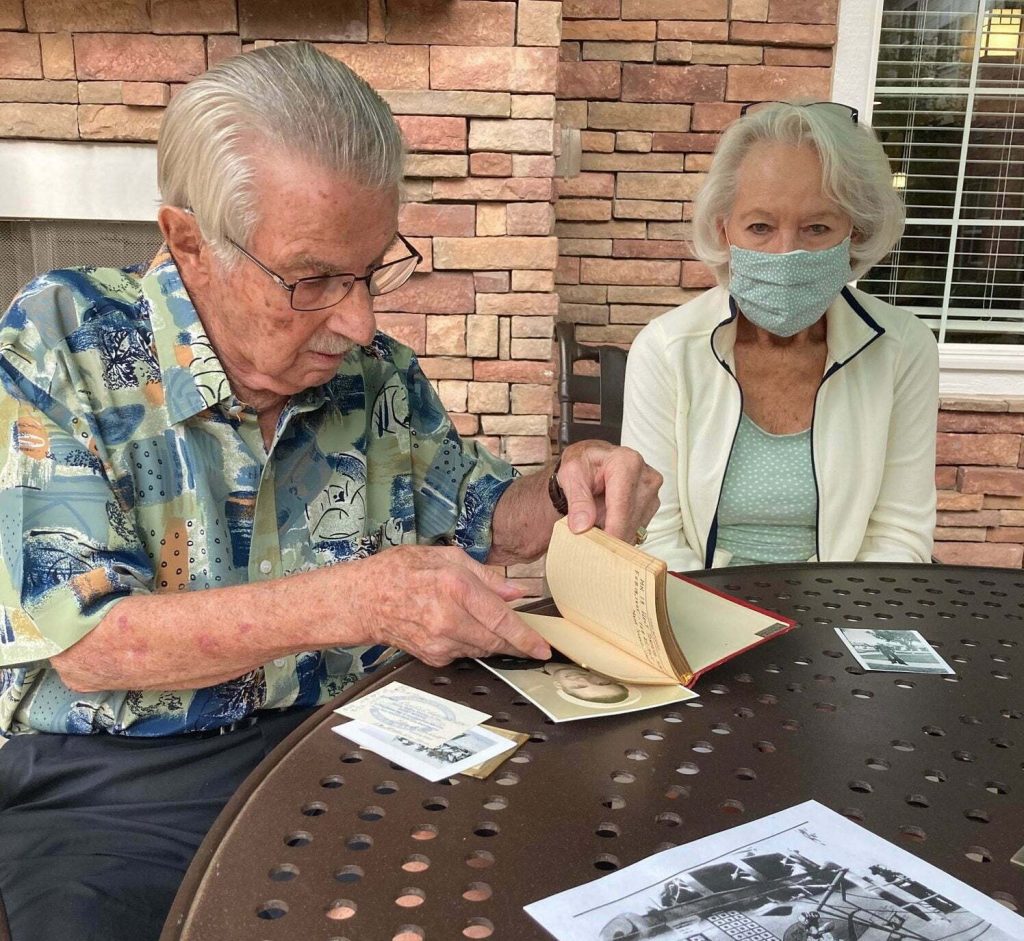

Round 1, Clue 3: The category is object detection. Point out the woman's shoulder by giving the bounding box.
[845,286,936,348]
[633,286,730,350]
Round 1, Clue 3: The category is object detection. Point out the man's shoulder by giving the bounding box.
[2,264,150,354]
[353,331,427,385]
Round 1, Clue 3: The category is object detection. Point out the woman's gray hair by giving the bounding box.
[691,102,905,283]
[157,41,405,265]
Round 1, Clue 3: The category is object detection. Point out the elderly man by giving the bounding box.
[0,41,659,941]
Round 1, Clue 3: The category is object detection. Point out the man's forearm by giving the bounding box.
[488,465,562,565]
[51,563,373,693]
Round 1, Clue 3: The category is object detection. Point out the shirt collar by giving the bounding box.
[144,247,235,424]
[710,286,884,368]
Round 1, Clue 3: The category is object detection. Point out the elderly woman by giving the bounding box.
[621,101,938,571]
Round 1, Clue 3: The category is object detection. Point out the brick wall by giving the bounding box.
[0,0,564,594]
[935,397,1024,569]
[553,0,837,343]
[5,1,1024,575]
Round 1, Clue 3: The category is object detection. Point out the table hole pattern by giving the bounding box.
[256,900,288,920]
[170,564,1024,940]
[463,882,492,902]
[401,854,430,873]
[325,899,356,920]
[393,927,424,941]
[593,854,620,871]
[394,888,425,908]
[465,850,494,869]
[991,892,1019,912]
[462,916,494,938]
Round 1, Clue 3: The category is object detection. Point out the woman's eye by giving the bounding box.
[748,223,770,234]
[808,224,830,235]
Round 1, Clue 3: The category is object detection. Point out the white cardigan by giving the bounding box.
[621,285,939,572]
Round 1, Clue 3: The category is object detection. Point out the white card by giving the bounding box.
[332,720,516,782]
[334,681,490,748]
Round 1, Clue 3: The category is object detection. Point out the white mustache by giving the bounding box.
[307,337,355,356]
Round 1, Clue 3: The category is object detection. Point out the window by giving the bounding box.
[0,219,163,312]
[858,1,1023,345]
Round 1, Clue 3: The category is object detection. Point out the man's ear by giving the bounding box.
[158,205,208,286]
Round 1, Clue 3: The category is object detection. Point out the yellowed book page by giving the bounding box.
[665,576,787,674]
[519,612,676,685]
[544,519,676,678]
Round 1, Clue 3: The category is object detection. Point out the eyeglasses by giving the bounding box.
[228,234,422,311]
[739,101,859,124]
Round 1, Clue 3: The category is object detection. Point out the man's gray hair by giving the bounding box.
[157,41,405,264]
[692,102,906,284]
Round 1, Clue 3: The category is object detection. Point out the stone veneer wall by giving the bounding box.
[0,0,564,595]
[5,3,1024,574]
[935,397,1024,569]
[553,0,838,344]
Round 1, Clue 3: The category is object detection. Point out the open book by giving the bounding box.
[517,519,796,686]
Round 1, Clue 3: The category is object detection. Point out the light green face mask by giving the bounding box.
[728,237,854,337]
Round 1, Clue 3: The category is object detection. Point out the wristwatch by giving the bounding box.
[548,455,568,516]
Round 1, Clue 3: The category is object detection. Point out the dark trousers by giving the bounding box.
[0,708,315,941]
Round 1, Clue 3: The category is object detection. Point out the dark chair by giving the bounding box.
[555,321,627,448]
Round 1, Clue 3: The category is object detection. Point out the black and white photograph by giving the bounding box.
[525,801,1023,941]
[332,719,515,782]
[478,653,698,723]
[835,628,955,675]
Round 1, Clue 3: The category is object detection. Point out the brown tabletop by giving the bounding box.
[161,562,1024,940]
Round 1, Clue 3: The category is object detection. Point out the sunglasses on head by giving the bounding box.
[740,101,859,124]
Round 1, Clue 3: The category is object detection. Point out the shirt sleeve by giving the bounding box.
[0,314,153,667]
[621,321,707,573]
[402,354,517,562]
[857,316,939,563]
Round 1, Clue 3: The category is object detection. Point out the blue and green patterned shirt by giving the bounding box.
[0,251,515,736]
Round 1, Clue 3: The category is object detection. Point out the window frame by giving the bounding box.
[833,0,1024,395]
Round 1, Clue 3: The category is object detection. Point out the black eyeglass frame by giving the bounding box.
[227,233,423,312]
[739,101,859,124]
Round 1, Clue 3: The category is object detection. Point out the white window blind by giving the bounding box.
[859,0,1023,344]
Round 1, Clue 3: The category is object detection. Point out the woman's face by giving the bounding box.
[722,142,853,255]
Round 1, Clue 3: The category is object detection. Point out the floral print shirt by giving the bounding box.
[0,251,515,735]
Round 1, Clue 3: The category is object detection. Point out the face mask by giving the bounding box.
[728,237,854,337]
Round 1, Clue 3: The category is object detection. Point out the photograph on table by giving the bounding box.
[478,653,698,723]
[835,628,955,674]
[332,720,515,782]
[525,800,1024,941]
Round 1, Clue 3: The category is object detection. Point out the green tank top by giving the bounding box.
[717,412,817,566]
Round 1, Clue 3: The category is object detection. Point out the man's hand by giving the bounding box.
[556,440,662,543]
[354,545,551,667]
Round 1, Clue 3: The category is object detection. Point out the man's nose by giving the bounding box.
[327,281,377,346]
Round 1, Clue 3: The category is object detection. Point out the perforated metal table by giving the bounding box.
[161,563,1024,940]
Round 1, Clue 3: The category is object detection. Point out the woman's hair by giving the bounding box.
[691,102,905,284]
[157,41,405,266]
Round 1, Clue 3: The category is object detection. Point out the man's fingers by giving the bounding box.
[472,562,528,602]
[485,605,551,660]
[461,572,551,660]
[560,464,599,534]
[446,558,551,661]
